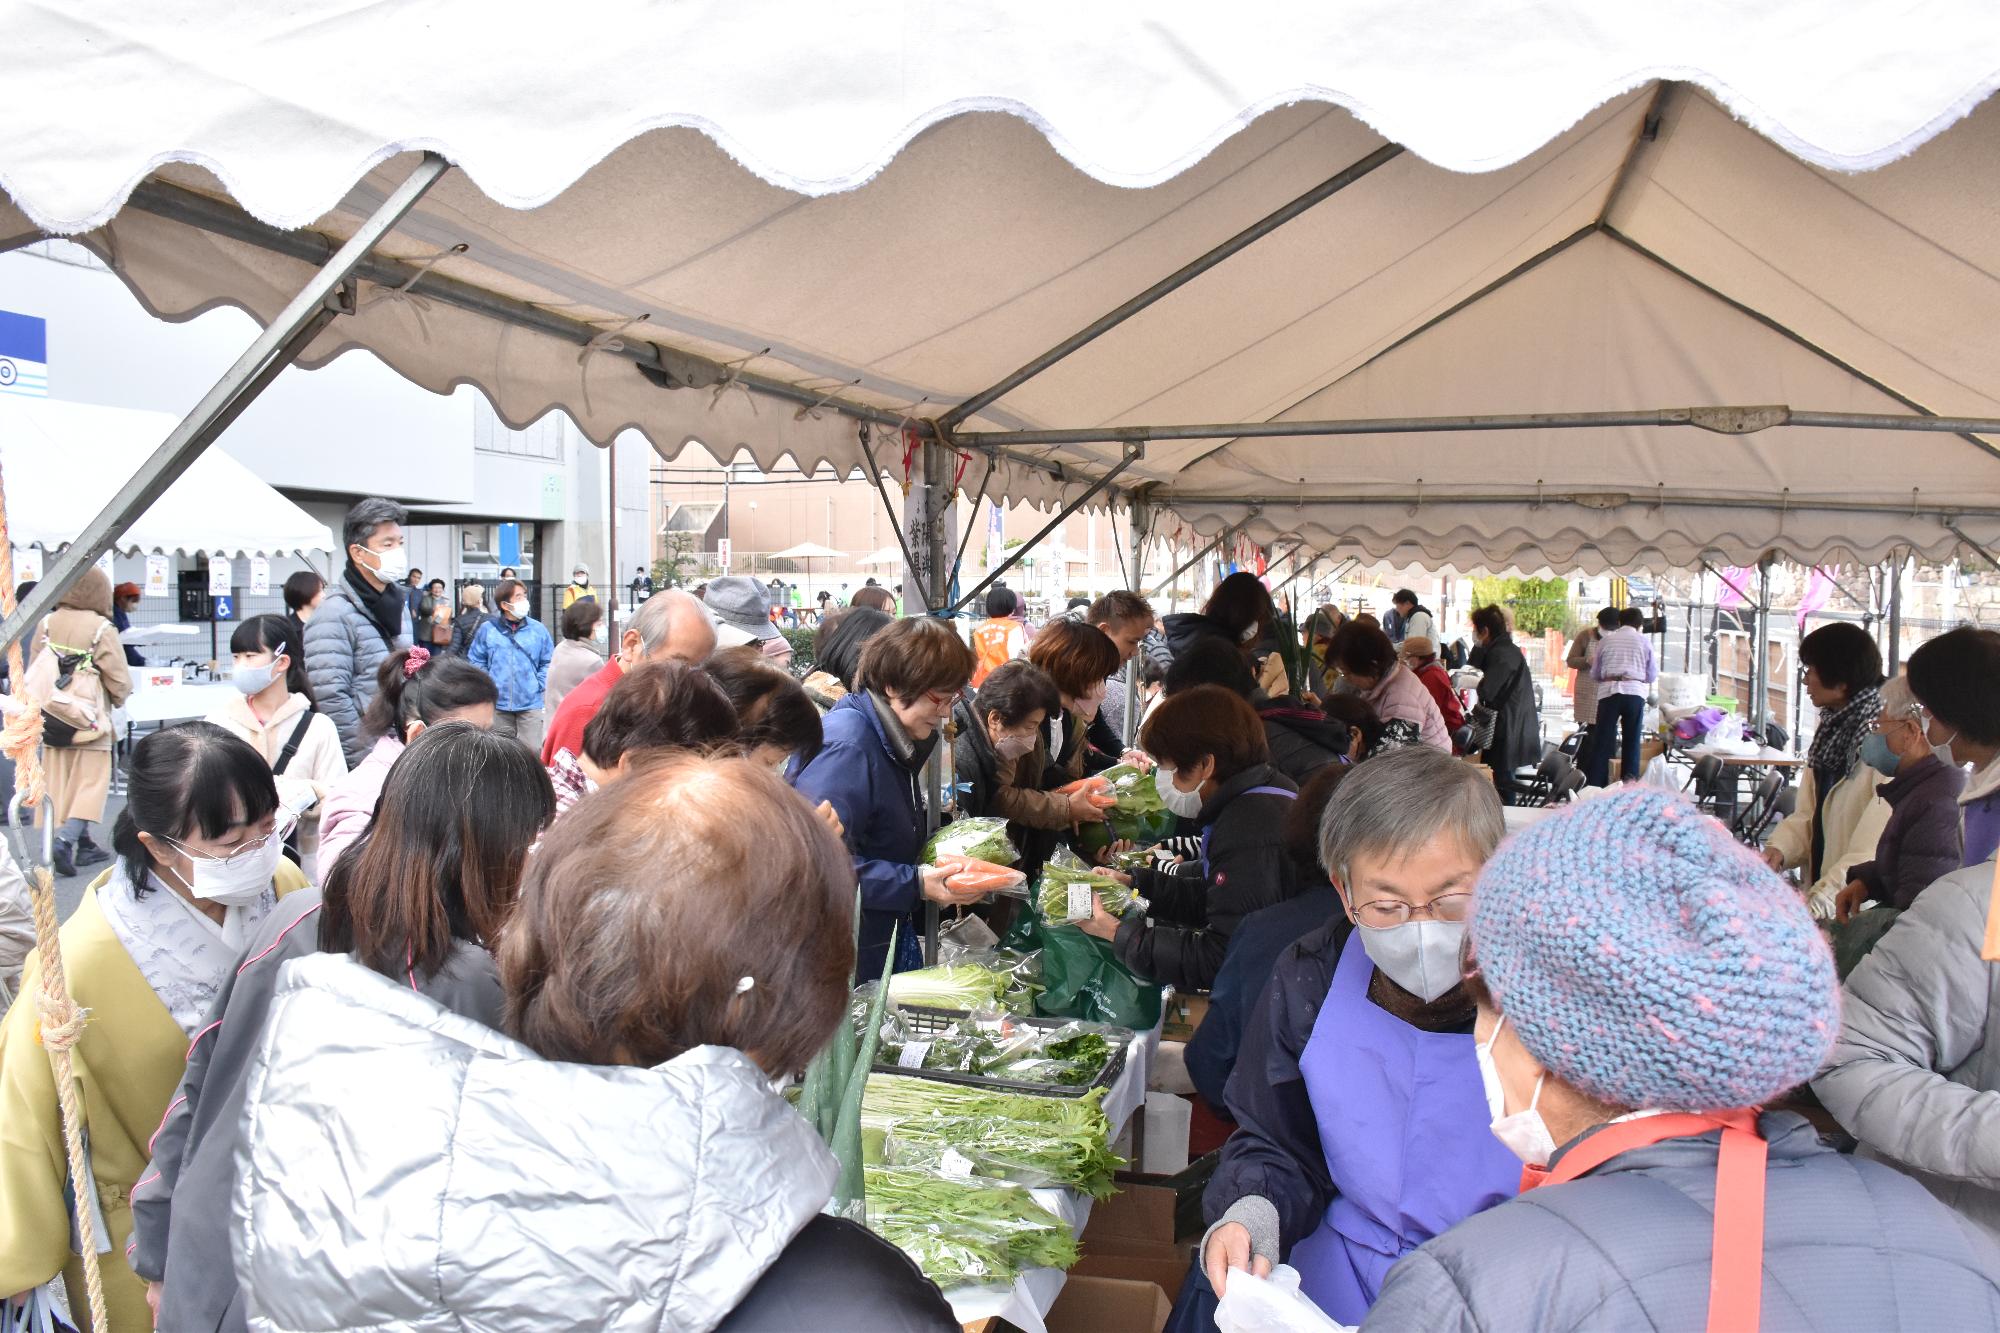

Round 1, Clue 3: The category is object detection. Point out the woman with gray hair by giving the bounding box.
[1167,746,1521,1331]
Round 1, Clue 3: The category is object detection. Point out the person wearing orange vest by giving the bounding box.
[1361,787,2000,1332]
[969,586,1026,688]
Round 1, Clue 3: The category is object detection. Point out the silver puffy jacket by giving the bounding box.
[233,953,837,1332]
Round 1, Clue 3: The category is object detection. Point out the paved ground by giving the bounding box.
[6,788,123,924]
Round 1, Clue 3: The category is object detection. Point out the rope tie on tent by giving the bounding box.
[708,347,771,415]
[1406,477,1424,518]
[1778,487,1790,534]
[575,312,651,416]
[0,463,110,1333]
[1911,488,1922,519]
[359,242,469,340]
[793,378,862,422]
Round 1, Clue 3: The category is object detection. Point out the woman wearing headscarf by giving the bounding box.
[1763,622,1889,918]
[1176,747,1518,1330]
[802,606,892,713]
[1365,787,2000,1331]
[130,724,553,1333]
[229,756,956,1330]
[35,568,133,878]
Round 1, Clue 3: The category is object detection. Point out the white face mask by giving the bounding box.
[163,825,286,907]
[507,599,530,620]
[1154,766,1205,819]
[1476,1013,1557,1166]
[1930,724,1960,767]
[360,544,408,584]
[232,657,281,697]
[1357,917,1466,1003]
[1239,622,1260,645]
[591,623,609,645]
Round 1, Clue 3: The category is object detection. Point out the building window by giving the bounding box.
[472,395,566,461]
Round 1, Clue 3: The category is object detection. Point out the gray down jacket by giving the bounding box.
[303,576,408,764]
[1361,1112,2000,1332]
[1815,858,2000,1245]
[233,953,953,1332]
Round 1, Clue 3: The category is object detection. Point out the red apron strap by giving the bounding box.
[1523,1108,1767,1333]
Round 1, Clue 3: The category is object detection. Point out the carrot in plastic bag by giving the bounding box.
[938,854,1030,895]
[1055,776,1119,809]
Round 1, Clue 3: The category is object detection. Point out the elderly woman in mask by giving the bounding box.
[1174,746,1519,1330]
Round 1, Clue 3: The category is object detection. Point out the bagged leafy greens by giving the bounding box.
[923,817,1018,867]
[860,1075,1124,1197]
[863,1166,1078,1289]
[1037,861,1143,924]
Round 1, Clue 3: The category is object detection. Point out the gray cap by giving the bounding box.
[702,575,778,639]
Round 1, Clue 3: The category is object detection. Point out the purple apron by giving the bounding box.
[1288,929,1520,1323]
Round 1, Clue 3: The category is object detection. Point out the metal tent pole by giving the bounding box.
[1123,491,1150,744]
[905,438,960,964]
[1887,551,1904,675]
[0,154,449,657]
[1752,558,1773,745]
[945,449,1140,615]
[937,144,1404,431]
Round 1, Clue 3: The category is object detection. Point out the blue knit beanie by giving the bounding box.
[1471,786,1838,1111]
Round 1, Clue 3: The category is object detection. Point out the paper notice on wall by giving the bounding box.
[13,547,41,585]
[250,556,270,596]
[209,556,231,596]
[145,554,169,596]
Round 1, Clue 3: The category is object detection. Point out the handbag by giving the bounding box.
[1465,703,1499,753]
[23,622,111,748]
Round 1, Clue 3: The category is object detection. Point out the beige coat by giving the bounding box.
[1767,759,1891,915]
[1566,628,1601,725]
[37,598,132,826]
[204,690,348,852]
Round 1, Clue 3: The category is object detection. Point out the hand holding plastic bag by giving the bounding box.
[935,853,1029,897]
[1215,1264,1355,1333]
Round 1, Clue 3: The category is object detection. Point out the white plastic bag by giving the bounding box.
[1215,1264,1355,1333]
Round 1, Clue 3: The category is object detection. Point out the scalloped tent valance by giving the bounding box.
[6,3,2000,571]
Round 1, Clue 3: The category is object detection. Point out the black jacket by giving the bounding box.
[1850,754,1966,909]
[1474,634,1538,793]
[1163,611,1235,659]
[1113,763,1301,991]
[1186,885,1340,1114]
[951,696,1001,821]
[1257,700,1350,784]
[1205,919,1477,1255]
[719,1215,957,1331]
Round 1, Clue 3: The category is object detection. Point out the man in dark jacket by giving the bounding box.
[1838,676,1966,921]
[305,496,413,764]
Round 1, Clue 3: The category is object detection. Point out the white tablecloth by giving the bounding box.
[941,1026,1154,1332]
[117,682,237,727]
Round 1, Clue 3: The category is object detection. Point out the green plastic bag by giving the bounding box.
[1002,902,1163,1031]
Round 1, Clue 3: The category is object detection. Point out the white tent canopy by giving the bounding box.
[0,397,332,557]
[6,5,2000,576]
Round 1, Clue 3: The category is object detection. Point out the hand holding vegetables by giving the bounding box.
[1077,894,1122,942]
[921,862,988,906]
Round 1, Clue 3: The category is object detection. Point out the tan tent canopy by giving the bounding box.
[6,5,2000,608]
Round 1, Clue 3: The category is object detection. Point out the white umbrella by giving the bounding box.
[858,546,905,569]
[769,540,845,583]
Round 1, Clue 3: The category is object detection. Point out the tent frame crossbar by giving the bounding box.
[937,143,1405,431]
[0,154,451,658]
[944,447,1141,616]
[1163,491,2000,520]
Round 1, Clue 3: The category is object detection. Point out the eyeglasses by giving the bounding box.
[158,813,295,865]
[1352,891,1472,930]
[920,689,957,710]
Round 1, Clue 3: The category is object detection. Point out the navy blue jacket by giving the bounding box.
[793,691,924,981]
[1186,885,1341,1115]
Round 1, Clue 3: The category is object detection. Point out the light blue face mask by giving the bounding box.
[1860,730,1900,777]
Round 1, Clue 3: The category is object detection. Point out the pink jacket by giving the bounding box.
[316,735,402,878]
[1364,663,1452,752]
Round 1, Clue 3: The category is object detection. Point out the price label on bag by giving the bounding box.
[939,1148,975,1180]
[1066,883,1093,922]
[897,1041,931,1069]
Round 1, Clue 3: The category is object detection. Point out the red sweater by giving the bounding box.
[540,656,623,765]
[1413,659,1466,739]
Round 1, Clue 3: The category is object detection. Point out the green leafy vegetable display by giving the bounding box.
[1037,863,1142,924]
[884,961,1012,1010]
[1093,763,1178,844]
[922,816,1018,867]
[863,1166,1079,1289]
[875,1013,1117,1087]
[861,1076,1124,1197]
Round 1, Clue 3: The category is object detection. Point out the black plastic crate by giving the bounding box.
[870,1003,1128,1098]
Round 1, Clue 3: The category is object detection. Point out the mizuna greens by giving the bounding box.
[1037,863,1142,923]
[860,1075,1124,1197]
[863,1166,1079,1289]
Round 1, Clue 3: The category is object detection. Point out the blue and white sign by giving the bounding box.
[0,311,48,398]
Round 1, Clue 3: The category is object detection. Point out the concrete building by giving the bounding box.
[1,241,649,624]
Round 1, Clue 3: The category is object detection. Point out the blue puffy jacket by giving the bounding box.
[1363,1111,2000,1332]
[792,691,924,982]
[467,615,553,712]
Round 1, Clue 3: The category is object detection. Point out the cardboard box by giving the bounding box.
[1072,1233,1192,1304]
[1090,1150,1220,1245]
[1044,1275,1173,1333]
[1612,736,1666,782]
[1161,992,1210,1043]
